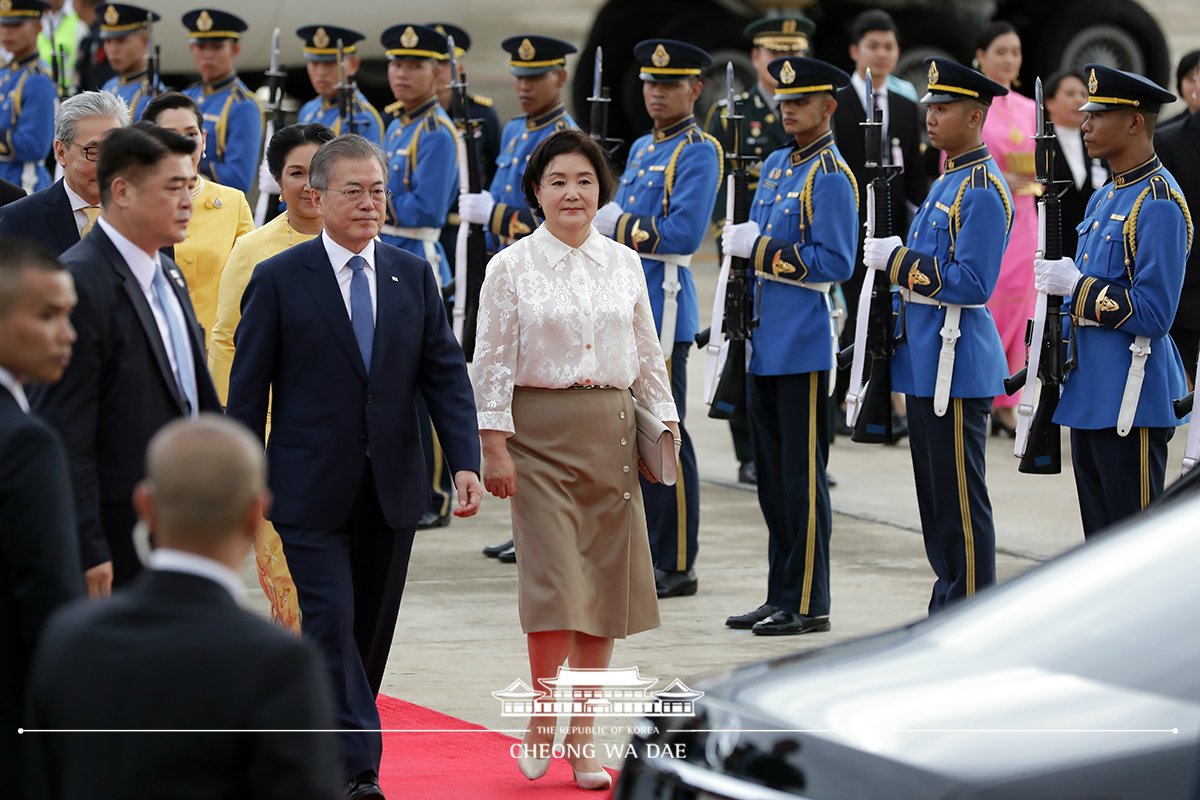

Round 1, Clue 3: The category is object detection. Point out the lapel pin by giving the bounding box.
[391,275,398,282]
[213,197,222,208]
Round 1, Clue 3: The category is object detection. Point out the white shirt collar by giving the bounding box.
[534,223,609,268]
[98,216,160,291]
[0,366,29,412]
[62,180,92,213]
[148,548,245,602]
[322,230,375,272]
[851,71,887,110]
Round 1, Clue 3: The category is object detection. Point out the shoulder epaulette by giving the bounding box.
[384,100,404,115]
[1125,176,1194,277]
[553,118,570,131]
[470,93,493,108]
[970,162,989,189]
[947,164,1013,252]
[1149,174,1170,200]
[818,150,837,174]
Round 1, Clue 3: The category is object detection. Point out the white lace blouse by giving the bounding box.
[473,223,679,434]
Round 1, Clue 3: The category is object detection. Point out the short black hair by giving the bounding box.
[0,239,64,316]
[141,91,204,131]
[266,123,336,181]
[97,122,198,206]
[975,21,1017,54]
[521,129,615,215]
[1176,50,1200,96]
[851,10,899,46]
[1045,69,1085,100]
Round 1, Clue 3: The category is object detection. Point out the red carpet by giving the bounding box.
[377,694,617,798]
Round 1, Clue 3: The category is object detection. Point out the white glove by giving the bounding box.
[258,157,280,196]
[1034,256,1082,296]
[863,236,903,271]
[721,220,761,259]
[593,201,623,237]
[459,192,495,226]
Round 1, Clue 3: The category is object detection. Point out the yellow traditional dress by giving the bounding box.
[209,211,319,635]
[176,176,254,348]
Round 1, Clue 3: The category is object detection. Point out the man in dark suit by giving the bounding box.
[226,134,482,800]
[0,91,128,255]
[30,123,222,599]
[25,415,341,800]
[0,178,25,206]
[0,239,84,799]
[1045,70,1102,257]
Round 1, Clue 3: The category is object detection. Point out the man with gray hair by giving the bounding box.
[226,133,482,799]
[0,91,129,254]
[25,414,341,800]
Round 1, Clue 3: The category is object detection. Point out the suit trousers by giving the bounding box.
[748,371,832,616]
[416,391,453,519]
[275,459,417,783]
[1071,426,1170,539]
[906,396,996,612]
[640,342,700,572]
[101,503,142,587]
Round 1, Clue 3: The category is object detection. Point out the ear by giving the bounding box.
[1128,111,1145,136]
[849,43,859,61]
[311,188,325,217]
[132,481,156,531]
[555,68,568,90]
[346,55,361,75]
[824,95,839,120]
[689,78,703,104]
[53,139,69,168]
[231,42,241,58]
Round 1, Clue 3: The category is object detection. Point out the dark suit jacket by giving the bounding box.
[25,569,340,800]
[1157,110,1200,330]
[225,237,479,531]
[0,180,80,255]
[29,225,221,571]
[0,389,83,798]
[0,178,25,208]
[1051,127,1100,257]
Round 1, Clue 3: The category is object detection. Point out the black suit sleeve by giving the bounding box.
[0,178,25,208]
[225,264,281,443]
[899,100,928,211]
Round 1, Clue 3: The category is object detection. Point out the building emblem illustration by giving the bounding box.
[492,666,704,717]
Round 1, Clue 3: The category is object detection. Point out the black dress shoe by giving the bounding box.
[737,461,757,485]
[751,610,831,636]
[725,603,779,629]
[416,509,450,530]
[483,539,514,558]
[990,414,1017,439]
[497,545,516,563]
[344,771,385,800]
[656,568,698,598]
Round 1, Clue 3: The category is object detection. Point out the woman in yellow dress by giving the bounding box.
[142,92,255,349]
[208,122,335,634]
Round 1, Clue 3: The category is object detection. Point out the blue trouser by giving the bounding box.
[748,370,832,616]
[906,395,996,613]
[1071,426,1170,539]
[275,460,417,783]
[641,341,700,572]
[417,391,453,518]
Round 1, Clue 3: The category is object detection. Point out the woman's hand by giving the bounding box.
[480,430,517,499]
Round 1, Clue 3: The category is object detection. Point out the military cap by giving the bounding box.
[501,35,576,76]
[1080,63,1176,114]
[744,16,815,53]
[0,0,49,24]
[768,56,850,103]
[427,22,469,57]
[634,39,712,82]
[381,24,449,61]
[95,4,160,39]
[296,25,363,62]
[921,57,1007,106]
[181,8,247,41]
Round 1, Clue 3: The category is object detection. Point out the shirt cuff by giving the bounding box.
[477,411,515,435]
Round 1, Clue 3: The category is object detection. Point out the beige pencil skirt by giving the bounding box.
[508,386,660,639]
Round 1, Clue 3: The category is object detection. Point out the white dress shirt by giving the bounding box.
[322,230,377,322]
[0,366,29,412]
[852,70,889,143]
[98,217,197,416]
[62,180,97,237]
[148,547,245,602]
[473,223,679,434]
[1054,123,1087,190]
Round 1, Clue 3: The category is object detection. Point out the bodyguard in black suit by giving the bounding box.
[25,416,341,800]
[226,135,482,799]
[1157,103,1200,380]
[30,123,221,598]
[0,240,84,799]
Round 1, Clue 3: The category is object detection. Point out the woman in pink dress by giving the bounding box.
[975,22,1037,434]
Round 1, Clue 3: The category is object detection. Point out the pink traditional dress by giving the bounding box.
[981,88,1038,409]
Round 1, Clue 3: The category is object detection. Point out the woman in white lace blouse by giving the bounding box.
[474,130,679,790]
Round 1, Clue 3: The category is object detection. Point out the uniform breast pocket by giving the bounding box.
[914,207,952,255]
[755,191,781,235]
[1086,221,1128,279]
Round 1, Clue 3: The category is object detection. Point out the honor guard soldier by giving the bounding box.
[0,0,56,194]
[863,58,1012,612]
[181,8,261,193]
[721,57,858,634]
[1034,65,1191,536]
[97,4,165,121]
[594,40,722,600]
[296,25,383,145]
[458,35,577,250]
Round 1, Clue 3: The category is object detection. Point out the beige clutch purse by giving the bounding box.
[634,399,678,486]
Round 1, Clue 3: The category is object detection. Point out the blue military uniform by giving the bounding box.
[96,4,165,121]
[0,8,56,195]
[180,9,262,193]
[295,25,384,145]
[880,59,1012,612]
[1053,65,1191,536]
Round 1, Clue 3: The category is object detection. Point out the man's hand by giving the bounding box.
[863,236,903,271]
[258,158,280,196]
[1034,256,1083,297]
[593,201,624,237]
[85,561,113,599]
[453,471,483,517]
[459,192,496,226]
[721,221,761,259]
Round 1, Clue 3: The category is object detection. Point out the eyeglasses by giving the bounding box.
[323,187,390,203]
[66,142,101,162]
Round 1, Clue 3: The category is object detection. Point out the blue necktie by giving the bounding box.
[348,255,374,369]
[151,265,198,415]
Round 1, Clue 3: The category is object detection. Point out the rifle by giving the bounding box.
[146,15,162,100]
[1005,76,1073,473]
[447,34,487,358]
[586,47,623,157]
[47,16,65,98]
[843,68,903,443]
[254,27,286,227]
[704,62,755,420]
[335,39,357,136]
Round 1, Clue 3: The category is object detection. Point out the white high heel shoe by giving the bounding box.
[571,765,612,790]
[517,731,551,781]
